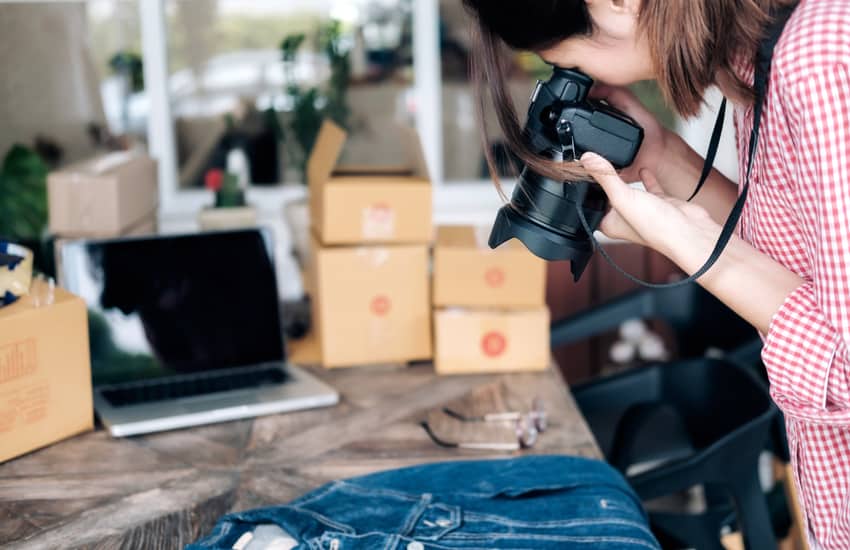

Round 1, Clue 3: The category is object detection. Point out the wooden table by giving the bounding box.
[0,360,600,549]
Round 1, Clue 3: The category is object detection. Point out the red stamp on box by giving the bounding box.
[484,267,505,288]
[481,331,507,357]
[370,295,391,316]
[362,203,395,239]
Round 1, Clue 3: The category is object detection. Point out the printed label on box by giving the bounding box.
[481,331,507,358]
[0,339,37,384]
[362,203,396,239]
[0,380,50,433]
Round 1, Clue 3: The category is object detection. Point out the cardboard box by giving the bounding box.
[0,280,93,462]
[434,307,550,375]
[433,225,547,309]
[48,151,158,237]
[308,120,432,245]
[309,233,432,368]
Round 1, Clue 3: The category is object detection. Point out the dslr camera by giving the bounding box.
[488,67,644,281]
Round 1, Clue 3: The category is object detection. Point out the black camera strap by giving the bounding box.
[575,2,797,289]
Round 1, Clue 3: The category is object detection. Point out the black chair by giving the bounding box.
[551,284,758,361]
[551,283,789,462]
[551,285,782,549]
[576,359,777,549]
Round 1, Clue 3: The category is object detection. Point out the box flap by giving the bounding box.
[311,120,430,182]
[308,120,348,189]
[436,226,478,247]
[0,281,78,320]
[56,151,138,178]
[436,225,508,249]
[332,165,413,177]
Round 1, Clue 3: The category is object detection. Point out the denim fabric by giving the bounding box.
[188,455,660,549]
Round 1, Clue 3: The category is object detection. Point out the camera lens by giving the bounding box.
[489,167,607,282]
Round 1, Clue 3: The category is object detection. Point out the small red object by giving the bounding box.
[205,169,224,191]
[481,331,507,357]
[484,267,505,288]
[370,295,391,316]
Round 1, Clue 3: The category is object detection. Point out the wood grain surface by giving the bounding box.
[0,359,600,549]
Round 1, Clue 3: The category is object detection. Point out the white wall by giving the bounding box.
[676,86,739,183]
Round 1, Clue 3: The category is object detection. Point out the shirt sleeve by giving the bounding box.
[761,63,850,418]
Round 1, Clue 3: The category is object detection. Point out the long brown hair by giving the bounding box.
[464,0,794,189]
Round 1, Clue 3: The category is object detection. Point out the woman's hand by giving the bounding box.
[590,85,673,184]
[591,84,740,224]
[581,152,721,265]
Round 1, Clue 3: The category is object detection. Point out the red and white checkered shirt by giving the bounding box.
[733,0,850,546]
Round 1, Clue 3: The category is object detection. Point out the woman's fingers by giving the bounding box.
[639,168,664,195]
[589,85,644,116]
[598,210,644,246]
[589,83,614,100]
[581,152,628,205]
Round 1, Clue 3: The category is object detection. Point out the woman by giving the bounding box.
[462,0,850,547]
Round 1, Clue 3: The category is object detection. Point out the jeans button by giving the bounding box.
[329,539,340,550]
[407,542,424,550]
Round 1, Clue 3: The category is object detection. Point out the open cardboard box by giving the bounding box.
[307,120,432,245]
[433,225,547,309]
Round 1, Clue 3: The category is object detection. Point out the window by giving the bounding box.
[0,1,143,164]
[160,0,415,190]
[438,0,545,184]
[88,0,146,140]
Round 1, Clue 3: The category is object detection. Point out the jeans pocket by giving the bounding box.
[441,480,657,549]
[295,481,461,542]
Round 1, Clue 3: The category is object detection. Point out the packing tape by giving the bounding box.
[0,242,34,307]
[473,225,491,249]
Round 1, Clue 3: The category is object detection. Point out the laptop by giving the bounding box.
[59,228,338,437]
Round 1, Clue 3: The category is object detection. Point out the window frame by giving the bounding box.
[138,0,508,225]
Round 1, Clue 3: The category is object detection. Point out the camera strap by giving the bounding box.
[575,2,797,289]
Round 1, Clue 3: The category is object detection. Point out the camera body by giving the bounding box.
[526,68,642,168]
[489,68,644,281]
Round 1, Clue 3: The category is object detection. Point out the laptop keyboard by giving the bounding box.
[101,365,290,408]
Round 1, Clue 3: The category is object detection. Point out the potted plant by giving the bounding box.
[0,144,50,273]
[197,168,258,231]
[108,51,144,135]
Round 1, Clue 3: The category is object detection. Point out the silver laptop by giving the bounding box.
[59,228,338,437]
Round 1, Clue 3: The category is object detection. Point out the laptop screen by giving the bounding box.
[61,229,285,386]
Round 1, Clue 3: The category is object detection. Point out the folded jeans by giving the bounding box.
[187,455,660,550]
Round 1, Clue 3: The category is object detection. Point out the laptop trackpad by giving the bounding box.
[179,395,253,413]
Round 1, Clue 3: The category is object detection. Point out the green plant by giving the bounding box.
[205,168,245,207]
[280,21,351,183]
[108,52,144,92]
[0,145,48,242]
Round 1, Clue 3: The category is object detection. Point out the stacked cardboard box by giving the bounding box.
[47,151,159,238]
[48,151,159,275]
[432,226,549,374]
[306,121,433,368]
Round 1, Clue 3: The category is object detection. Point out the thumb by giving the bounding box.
[639,168,664,195]
[580,152,627,203]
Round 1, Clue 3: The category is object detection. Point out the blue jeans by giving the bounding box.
[188,455,660,549]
